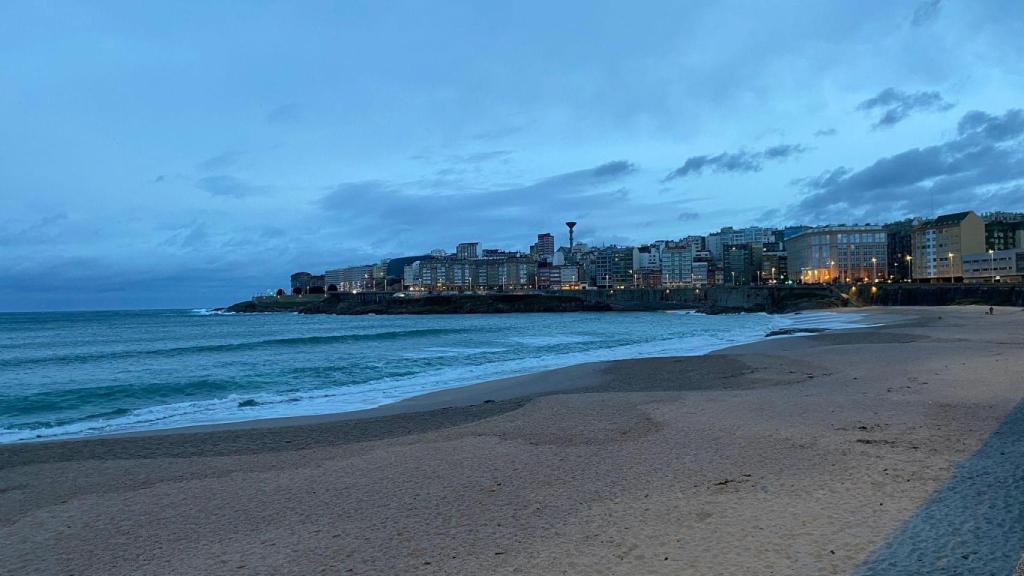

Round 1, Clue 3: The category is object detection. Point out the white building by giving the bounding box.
[963,248,1024,283]
[706,226,775,260]
[632,245,662,272]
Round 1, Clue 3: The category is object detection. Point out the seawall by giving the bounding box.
[227,284,1023,315]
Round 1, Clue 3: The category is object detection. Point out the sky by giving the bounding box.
[2,0,1023,311]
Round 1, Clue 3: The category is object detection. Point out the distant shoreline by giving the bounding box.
[226,283,1024,317]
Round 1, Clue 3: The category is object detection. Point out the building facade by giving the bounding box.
[912,211,985,282]
[722,243,758,285]
[963,248,1024,283]
[985,220,1024,252]
[593,247,633,288]
[456,242,480,259]
[786,225,888,283]
[531,233,555,262]
[325,265,374,292]
[402,256,537,290]
[290,272,313,294]
[660,245,693,286]
[884,219,915,282]
[691,261,715,287]
[761,249,787,284]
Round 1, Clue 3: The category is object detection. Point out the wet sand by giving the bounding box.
[2,306,1023,575]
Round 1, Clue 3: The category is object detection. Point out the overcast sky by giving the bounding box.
[3,1,1023,311]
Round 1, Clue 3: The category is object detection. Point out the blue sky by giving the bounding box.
[2,1,1023,310]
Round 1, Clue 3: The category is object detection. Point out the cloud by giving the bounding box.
[911,0,942,26]
[663,144,807,181]
[784,108,1024,222]
[265,103,302,124]
[320,161,635,216]
[676,212,700,221]
[316,160,644,250]
[160,220,211,251]
[814,128,837,137]
[196,151,243,173]
[856,87,954,128]
[195,175,272,198]
[451,150,513,164]
[0,212,70,248]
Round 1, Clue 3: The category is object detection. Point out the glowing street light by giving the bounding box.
[989,249,996,283]
[905,255,913,282]
[871,257,877,283]
[948,251,955,282]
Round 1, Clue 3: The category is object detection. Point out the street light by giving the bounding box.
[948,252,955,283]
[871,257,877,283]
[905,255,913,283]
[989,249,995,283]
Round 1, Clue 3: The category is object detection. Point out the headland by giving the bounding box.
[225,283,1024,315]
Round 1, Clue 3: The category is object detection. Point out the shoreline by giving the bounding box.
[3,305,1023,574]
[7,308,884,445]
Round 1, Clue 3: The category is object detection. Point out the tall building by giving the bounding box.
[682,235,707,251]
[593,246,633,288]
[691,260,715,287]
[761,249,787,284]
[722,243,759,285]
[884,219,915,282]
[985,220,1024,251]
[660,244,693,286]
[532,233,555,262]
[912,211,985,282]
[632,245,662,272]
[455,242,480,259]
[786,225,888,283]
[482,248,521,259]
[983,211,1024,223]
[706,226,775,260]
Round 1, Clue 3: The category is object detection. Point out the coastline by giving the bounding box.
[3,306,1023,575]
[107,308,895,440]
[6,308,878,444]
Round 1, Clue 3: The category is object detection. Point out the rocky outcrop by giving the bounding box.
[225,298,323,313]
[849,284,1024,307]
[300,293,614,315]
[224,284,1023,316]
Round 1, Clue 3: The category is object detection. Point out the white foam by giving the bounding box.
[1,311,877,443]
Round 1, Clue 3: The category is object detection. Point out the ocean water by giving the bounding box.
[0,309,870,443]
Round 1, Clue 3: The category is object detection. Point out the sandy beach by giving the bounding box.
[2,306,1023,575]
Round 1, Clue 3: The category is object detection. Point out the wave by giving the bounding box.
[3,327,470,368]
[0,311,878,443]
[190,308,235,315]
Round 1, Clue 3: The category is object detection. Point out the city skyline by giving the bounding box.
[280,208,1022,297]
[3,1,1024,310]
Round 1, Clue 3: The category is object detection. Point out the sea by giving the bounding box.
[0,309,870,443]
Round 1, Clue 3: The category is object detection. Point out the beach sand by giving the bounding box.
[2,306,1022,575]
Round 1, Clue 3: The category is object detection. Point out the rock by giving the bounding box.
[764,327,829,337]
